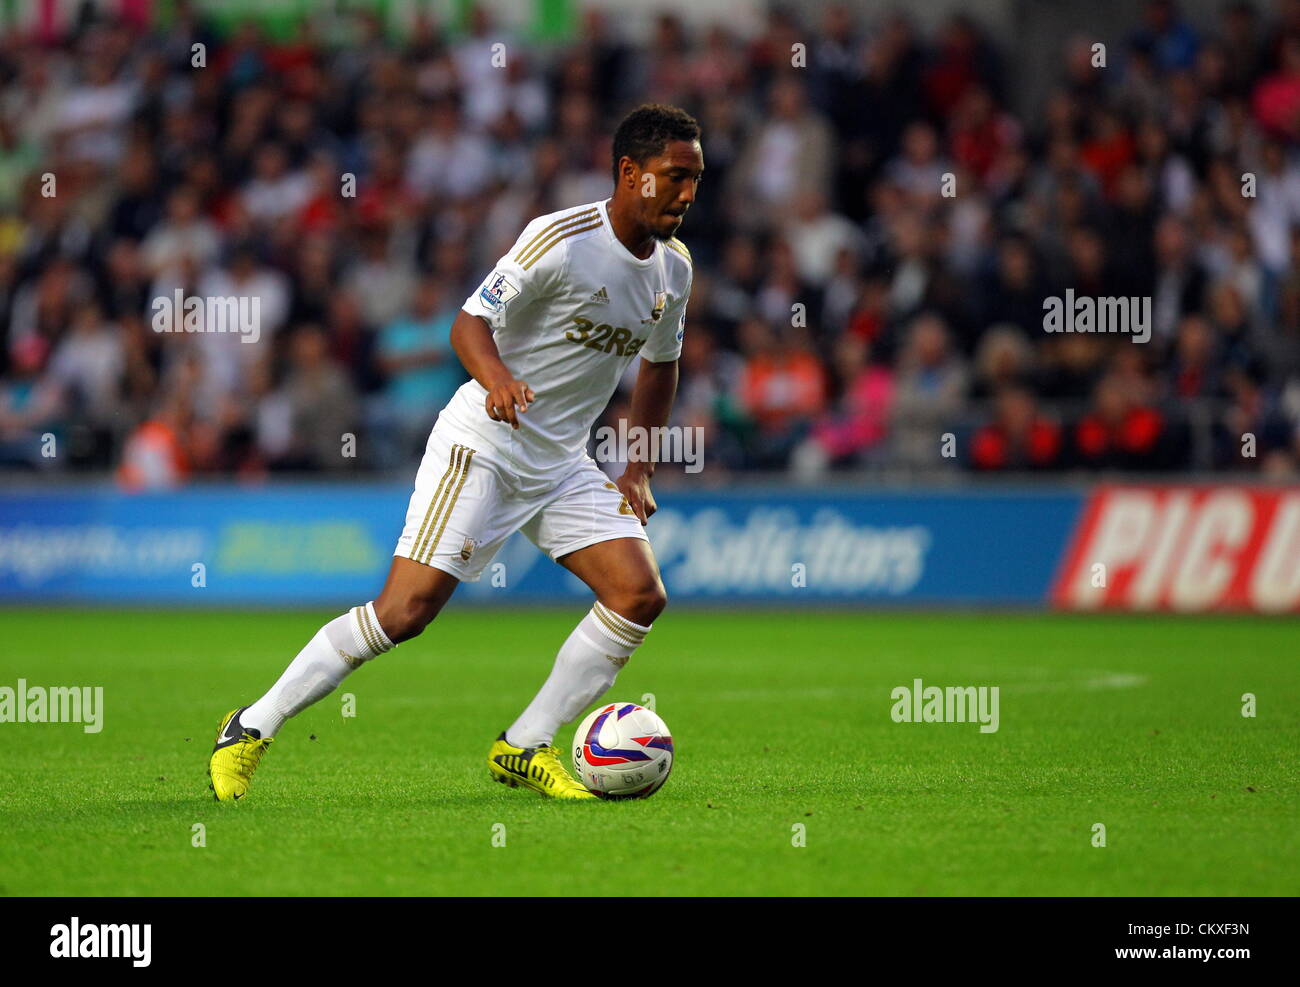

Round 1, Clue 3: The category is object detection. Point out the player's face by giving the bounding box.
[640,140,704,239]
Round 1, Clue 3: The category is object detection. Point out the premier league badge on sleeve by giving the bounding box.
[479,271,520,312]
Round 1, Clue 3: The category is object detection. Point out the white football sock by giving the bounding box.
[506,601,650,749]
[242,602,394,737]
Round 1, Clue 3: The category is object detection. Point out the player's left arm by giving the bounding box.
[618,357,679,525]
[620,263,691,523]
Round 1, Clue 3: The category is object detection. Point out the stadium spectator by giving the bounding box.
[141,185,220,285]
[1073,371,1175,469]
[736,319,827,468]
[796,333,893,473]
[1132,0,1202,74]
[978,237,1047,340]
[117,389,192,490]
[671,325,746,474]
[727,76,834,225]
[969,323,1036,401]
[270,324,360,472]
[889,313,968,468]
[1217,366,1294,470]
[785,191,864,289]
[1167,313,1223,400]
[0,336,60,468]
[969,385,1063,471]
[369,278,465,467]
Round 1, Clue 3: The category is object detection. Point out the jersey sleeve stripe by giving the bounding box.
[666,238,692,264]
[519,217,604,270]
[514,209,599,267]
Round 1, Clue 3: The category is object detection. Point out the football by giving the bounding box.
[572,702,674,799]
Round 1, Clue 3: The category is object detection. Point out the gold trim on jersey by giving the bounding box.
[666,237,692,264]
[519,217,603,271]
[515,209,599,268]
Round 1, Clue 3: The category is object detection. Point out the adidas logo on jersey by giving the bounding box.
[589,286,610,304]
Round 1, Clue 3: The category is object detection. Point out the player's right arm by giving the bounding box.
[449,310,534,429]
[456,211,577,429]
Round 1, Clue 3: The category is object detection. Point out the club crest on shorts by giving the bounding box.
[460,537,478,561]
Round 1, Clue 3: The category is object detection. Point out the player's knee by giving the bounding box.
[374,592,443,644]
[609,579,667,627]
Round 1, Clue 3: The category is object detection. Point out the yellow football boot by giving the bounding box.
[487,732,596,800]
[208,707,273,802]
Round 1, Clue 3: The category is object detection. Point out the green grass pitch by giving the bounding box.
[1,609,1295,896]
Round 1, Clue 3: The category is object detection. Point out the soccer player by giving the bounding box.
[208,104,702,800]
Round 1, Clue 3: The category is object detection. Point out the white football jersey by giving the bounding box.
[443,198,692,489]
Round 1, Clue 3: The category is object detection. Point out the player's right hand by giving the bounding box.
[485,380,535,429]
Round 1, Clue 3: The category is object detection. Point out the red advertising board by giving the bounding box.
[1052,486,1300,612]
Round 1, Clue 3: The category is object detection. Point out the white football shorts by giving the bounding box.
[393,418,648,581]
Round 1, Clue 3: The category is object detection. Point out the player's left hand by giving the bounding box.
[617,466,656,526]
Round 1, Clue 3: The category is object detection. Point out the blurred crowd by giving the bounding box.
[3,0,1300,487]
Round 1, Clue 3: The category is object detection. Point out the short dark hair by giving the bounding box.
[610,104,701,182]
